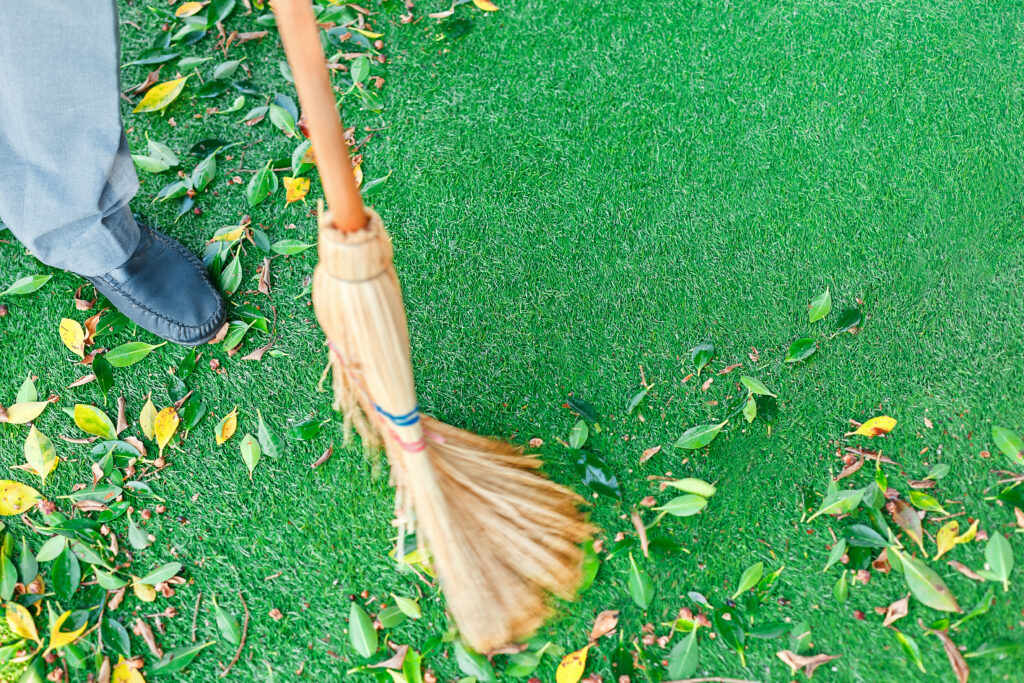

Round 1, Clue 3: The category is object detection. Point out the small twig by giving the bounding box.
[191,591,203,643]
[219,592,250,678]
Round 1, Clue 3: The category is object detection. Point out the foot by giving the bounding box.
[87,222,226,345]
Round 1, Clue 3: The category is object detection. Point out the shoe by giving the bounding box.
[87,222,226,345]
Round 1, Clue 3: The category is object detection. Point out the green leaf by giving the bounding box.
[690,341,713,374]
[268,103,298,137]
[785,337,817,363]
[833,570,849,602]
[191,152,218,191]
[74,404,117,440]
[291,139,314,176]
[573,449,621,498]
[656,494,707,517]
[348,603,377,657]
[823,539,847,572]
[740,375,775,397]
[835,307,863,333]
[0,554,16,601]
[392,595,421,619]
[270,239,314,256]
[1,274,51,296]
[247,161,278,206]
[453,641,495,682]
[846,524,888,548]
[92,353,114,401]
[965,640,1024,659]
[925,463,951,480]
[742,396,756,423]
[789,620,812,655]
[94,568,128,590]
[674,421,727,450]
[104,341,166,368]
[128,513,151,550]
[664,478,716,498]
[212,594,242,645]
[667,627,699,679]
[139,562,181,586]
[147,138,179,166]
[627,553,655,609]
[568,420,589,449]
[290,417,325,441]
[24,426,57,486]
[240,434,261,479]
[219,253,242,295]
[36,535,66,563]
[985,533,1014,591]
[351,55,370,83]
[102,617,131,658]
[257,410,284,458]
[15,375,37,403]
[907,491,947,515]
[149,641,216,675]
[731,561,763,600]
[712,607,745,666]
[625,385,651,414]
[993,426,1024,467]
[52,547,81,602]
[952,587,994,630]
[894,549,961,612]
[213,59,243,80]
[893,630,926,673]
[806,488,864,522]
[808,287,832,322]
[132,154,170,173]
[17,538,37,585]
[579,540,600,593]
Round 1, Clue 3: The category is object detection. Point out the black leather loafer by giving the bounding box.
[87,223,226,346]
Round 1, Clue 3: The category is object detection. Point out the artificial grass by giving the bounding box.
[1,0,1023,680]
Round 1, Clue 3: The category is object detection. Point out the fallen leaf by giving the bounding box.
[776,650,841,678]
[283,176,310,204]
[154,407,179,456]
[235,30,269,44]
[111,655,145,683]
[889,499,926,553]
[921,621,969,683]
[883,594,910,627]
[835,458,863,481]
[133,77,188,114]
[58,318,86,357]
[139,396,157,440]
[589,609,619,641]
[74,283,96,311]
[630,509,649,558]
[116,396,128,435]
[0,480,40,515]
[472,0,500,10]
[258,258,271,295]
[908,479,936,489]
[175,1,204,16]
[68,374,97,388]
[935,520,959,560]
[847,415,896,437]
[556,643,591,683]
[215,408,238,445]
[6,601,40,642]
[241,337,276,361]
[133,617,162,658]
[947,561,983,581]
[369,644,408,670]
[640,445,661,463]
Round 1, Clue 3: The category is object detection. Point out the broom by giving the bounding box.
[272,0,594,652]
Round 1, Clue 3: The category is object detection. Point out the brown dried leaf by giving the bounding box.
[258,257,271,295]
[700,377,713,391]
[242,336,276,361]
[1014,507,1024,530]
[882,594,909,627]
[107,586,126,610]
[74,283,97,311]
[91,461,104,486]
[235,30,269,44]
[776,650,842,678]
[889,499,926,553]
[717,363,741,375]
[368,644,408,670]
[871,548,891,574]
[640,445,661,463]
[74,500,108,512]
[630,509,649,558]
[920,621,968,683]
[908,479,936,489]
[129,68,161,96]
[116,396,128,435]
[134,617,163,658]
[835,458,863,481]
[69,374,97,388]
[947,560,983,581]
[208,322,230,345]
[589,609,619,641]
[311,445,333,469]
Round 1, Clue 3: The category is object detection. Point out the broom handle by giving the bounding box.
[273,0,367,233]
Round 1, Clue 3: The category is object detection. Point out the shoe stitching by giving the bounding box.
[93,226,225,339]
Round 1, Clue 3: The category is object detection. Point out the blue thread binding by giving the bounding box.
[374,404,420,427]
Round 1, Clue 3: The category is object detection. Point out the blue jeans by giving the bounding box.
[0,0,140,276]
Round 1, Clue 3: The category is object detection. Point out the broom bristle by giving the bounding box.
[313,208,593,652]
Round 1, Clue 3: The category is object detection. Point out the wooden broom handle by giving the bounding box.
[273,0,367,233]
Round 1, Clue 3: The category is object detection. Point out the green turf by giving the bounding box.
[1,0,1023,680]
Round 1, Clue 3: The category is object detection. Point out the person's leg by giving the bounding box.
[0,0,140,277]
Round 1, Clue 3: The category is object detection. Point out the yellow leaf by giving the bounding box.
[212,226,246,242]
[353,163,363,187]
[74,404,117,440]
[0,481,40,516]
[46,610,87,653]
[934,520,958,560]
[133,77,188,114]
[5,602,39,643]
[3,401,49,424]
[472,0,500,10]
[353,28,384,39]
[59,318,86,357]
[556,643,591,683]
[302,143,316,166]
[139,397,157,440]
[851,415,897,437]
[154,407,180,455]
[955,519,979,545]
[112,656,147,683]
[283,176,311,204]
[132,577,157,603]
[215,408,238,446]
[175,1,205,16]
[24,426,58,486]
